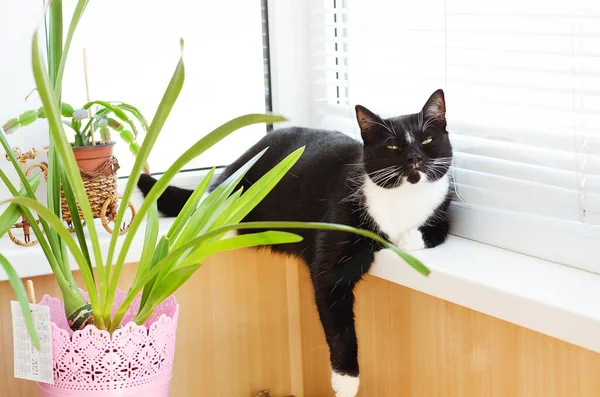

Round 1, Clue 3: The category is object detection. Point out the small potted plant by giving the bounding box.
[2,100,147,173]
[3,101,148,234]
[0,1,429,396]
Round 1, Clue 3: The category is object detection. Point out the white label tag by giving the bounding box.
[11,301,54,385]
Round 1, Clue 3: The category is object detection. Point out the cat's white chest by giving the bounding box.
[363,174,449,243]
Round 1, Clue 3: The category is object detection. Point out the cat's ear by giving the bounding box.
[422,89,446,125]
[355,105,381,142]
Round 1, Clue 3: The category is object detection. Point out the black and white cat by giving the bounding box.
[138,89,452,397]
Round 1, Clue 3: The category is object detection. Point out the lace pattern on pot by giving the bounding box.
[40,289,179,391]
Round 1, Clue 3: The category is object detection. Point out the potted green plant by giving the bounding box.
[3,100,148,234]
[0,1,429,395]
[3,100,147,173]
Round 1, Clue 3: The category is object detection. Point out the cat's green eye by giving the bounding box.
[386,145,400,150]
[421,137,433,145]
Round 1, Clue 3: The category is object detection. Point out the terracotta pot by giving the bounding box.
[72,142,116,173]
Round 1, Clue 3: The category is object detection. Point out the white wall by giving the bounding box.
[0,2,49,205]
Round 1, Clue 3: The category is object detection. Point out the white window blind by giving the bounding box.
[310,0,600,273]
[308,0,356,136]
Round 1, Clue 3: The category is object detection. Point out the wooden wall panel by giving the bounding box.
[298,270,600,397]
[0,249,302,397]
[3,250,600,397]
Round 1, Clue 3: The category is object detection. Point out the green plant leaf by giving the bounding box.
[32,25,106,300]
[0,174,41,238]
[173,148,268,249]
[113,102,149,131]
[60,168,92,276]
[174,222,430,278]
[46,143,62,264]
[166,167,215,241]
[18,110,39,127]
[104,43,186,317]
[178,231,302,270]
[110,114,285,288]
[61,103,74,117]
[157,187,244,283]
[2,118,19,134]
[227,147,304,226]
[48,0,63,86]
[1,197,101,318]
[83,101,139,138]
[54,0,90,97]
[0,130,61,249]
[200,187,244,237]
[134,231,302,325]
[137,235,170,315]
[134,201,159,283]
[0,254,39,349]
[113,220,427,330]
[0,143,61,274]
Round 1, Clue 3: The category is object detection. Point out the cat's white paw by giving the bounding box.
[397,229,426,251]
[331,371,359,397]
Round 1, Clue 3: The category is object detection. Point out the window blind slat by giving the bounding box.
[454,153,585,190]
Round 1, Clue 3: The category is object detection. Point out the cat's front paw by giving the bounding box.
[397,229,426,251]
[331,372,359,397]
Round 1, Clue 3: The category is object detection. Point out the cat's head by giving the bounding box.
[355,89,452,187]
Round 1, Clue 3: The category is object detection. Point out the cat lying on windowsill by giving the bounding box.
[138,89,452,397]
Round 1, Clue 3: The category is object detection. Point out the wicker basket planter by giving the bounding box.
[62,142,135,234]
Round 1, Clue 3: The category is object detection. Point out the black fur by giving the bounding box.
[137,90,452,384]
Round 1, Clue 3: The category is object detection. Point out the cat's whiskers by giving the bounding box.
[365,119,395,137]
[421,114,437,132]
[370,168,401,185]
[370,169,398,180]
[423,160,452,180]
[386,116,398,136]
[367,166,400,182]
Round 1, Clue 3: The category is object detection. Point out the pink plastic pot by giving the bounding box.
[37,290,179,397]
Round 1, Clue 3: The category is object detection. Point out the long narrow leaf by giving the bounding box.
[54,0,89,97]
[154,187,244,287]
[228,147,304,225]
[46,143,63,264]
[112,114,282,277]
[0,174,41,238]
[133,202,159,282]
[138,235,170,315]
[47,0,62,86]
[0,169,60,276]
[0,254,39,349]
[166,167,215,241]
[104,42,186,316]
[32,26,106,297]
[177,231,302,270]
[109,115,284,287]
[173,148,268,249]
[0,132,62,263]
[201,187,244,235]
[60,169,92,277]
[2,197,101,317]
[112,221,427,330]
[134,231,302,325]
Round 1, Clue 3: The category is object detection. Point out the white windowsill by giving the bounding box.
[1,172,599,355]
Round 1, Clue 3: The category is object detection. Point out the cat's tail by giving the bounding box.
[137,173,193,217]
